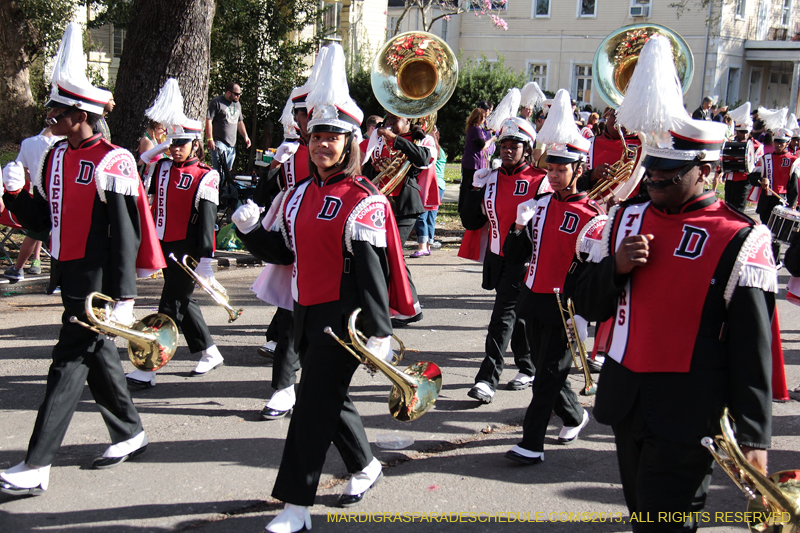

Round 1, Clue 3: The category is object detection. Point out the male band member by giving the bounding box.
[580,108,642,198]
[721,102,763,212]
[502,89,605,464]
[573,36,774,532]
[362,111,436,326]
[748,127,800,262]
[790,129,800,155]
[461,93,547,403]
[0,23,161,495]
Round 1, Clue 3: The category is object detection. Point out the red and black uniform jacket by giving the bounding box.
[237,170,415,349]
[362,133,432,218]
[578,131,642,193]
[149,157,219,260]
[2,134,162,299]
[460,162,548,290]
[573,192,776,448]
[749,150,800,215]
[503,191,605,326]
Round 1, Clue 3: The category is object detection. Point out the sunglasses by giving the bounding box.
[231,92,242,97]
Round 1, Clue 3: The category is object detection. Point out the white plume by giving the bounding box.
[306,44,350,111]
[280,96,298,137]
[487,88,520,132]
[520,81,546,109]
[615,34,691,138]
[537,89,580,145]
[728,102,751,126]
[758,106,788,131]
[145,78,188,126]
[50,22,88,88]
[304,46,329,90]
[787,113,799,131]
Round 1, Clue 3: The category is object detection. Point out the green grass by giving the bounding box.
[435,201,463,230]
[1,149,18,167]
[443,163,461,184]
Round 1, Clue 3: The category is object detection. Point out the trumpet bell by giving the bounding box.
[371,31,458,119]
[389,361,442,422]
[128,313,179,372]
[747,470,800,532]
[593,23,693,108]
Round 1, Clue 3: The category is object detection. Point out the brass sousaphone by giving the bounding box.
[370,31,458,195]
[588,24,694,202]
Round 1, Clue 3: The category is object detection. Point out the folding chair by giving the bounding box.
[0,207,23,264]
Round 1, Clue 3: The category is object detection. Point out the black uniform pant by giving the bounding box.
[724,179,751,213]
[27,296,143,466]
[268,307,299,391]
[395,215,420,307]
[159,261,213,354]
[459,168,477,216]
[475,261,534,390]
[612,398,713,533]
[272,341,373,506]
[757,194,783,262]
[518,318,584,452]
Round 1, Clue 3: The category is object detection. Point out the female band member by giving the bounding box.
[502,89,606,464]
[126,111,223,387]
[460,91,549,403]
[232,44,414,533]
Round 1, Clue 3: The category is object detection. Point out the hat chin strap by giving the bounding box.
[333,132,352,168]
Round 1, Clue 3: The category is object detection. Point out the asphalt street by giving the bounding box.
[1,242,800,532]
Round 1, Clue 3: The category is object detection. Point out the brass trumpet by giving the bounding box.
[169,253,243,322]
[702,408,800,532]
[325,308,442,422]
[554,289,596,396]
[70,291,178,371]
[587,125,639,202]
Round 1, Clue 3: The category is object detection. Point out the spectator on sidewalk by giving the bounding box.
[411,126,446,257]
[205,82,251,173]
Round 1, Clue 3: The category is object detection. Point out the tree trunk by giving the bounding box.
[0,2,39,143]
[110,0,215,152]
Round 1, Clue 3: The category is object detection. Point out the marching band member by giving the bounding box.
[460,88,547,403]
[127,79,223,387]
[251,48,329,419]
[573,35,774,532]
[748,126,799,262]
[502,89,605,464]
[580,108,642,198]
[231,44,414,532]
[0,23,163,495]
[362,109,436,327]
[721,102,762,212]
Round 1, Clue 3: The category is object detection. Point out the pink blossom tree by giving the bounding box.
[390,0,508,36]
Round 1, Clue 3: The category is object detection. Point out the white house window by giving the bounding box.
[113,27,126,58]
[319,1,342,41]
[527,62,548,89]
[573,64,593,104]
[782,0,792,27]
[469,0,508,10]
[533,0,550,17]
[578,0,597,17]
[734,0,746,18]
[388,16,399,38]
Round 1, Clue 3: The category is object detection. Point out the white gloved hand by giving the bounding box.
[472,168,492,188]
[366,336,393,363]
[274,141,299,164]
[139,140,171,165]
[232,199,261,234]
[195,257,214,281]
[110,299,135,326]
[515,199,536,226]
[3,161,25,193]
[566,315,589,343]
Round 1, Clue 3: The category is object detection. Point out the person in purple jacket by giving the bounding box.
[459,106,496,215]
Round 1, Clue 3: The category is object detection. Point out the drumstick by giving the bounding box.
[765,185,789,206]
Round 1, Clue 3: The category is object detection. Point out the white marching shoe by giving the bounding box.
[0,462,50,496]
[338,457,382,507]
[558,410,590,444]
[193,345,224,375]
[93,431,148,469]
[261,386,296,420]
[266,503,312,532]
[126,369,156,389]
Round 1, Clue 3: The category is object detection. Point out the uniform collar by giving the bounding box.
[556,191,587,203]
[315,169,347,186]
[652,191,717,214]
[72,133,103,150]
[173,157,199,168]
[499,162,529,175]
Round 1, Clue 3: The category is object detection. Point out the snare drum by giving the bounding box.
[721,140,756,174]
[767,205,800,243]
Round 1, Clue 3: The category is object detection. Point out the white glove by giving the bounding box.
[3,161,25,193]
[274,141,299,164]
[139,140,171,165]
[232,199,261,234]
[366,336,393,363]
[472,168,493,188]
[195,257,214,281]
[515,199,536,226]
[567,315,589,343]
[109,300,135,327]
